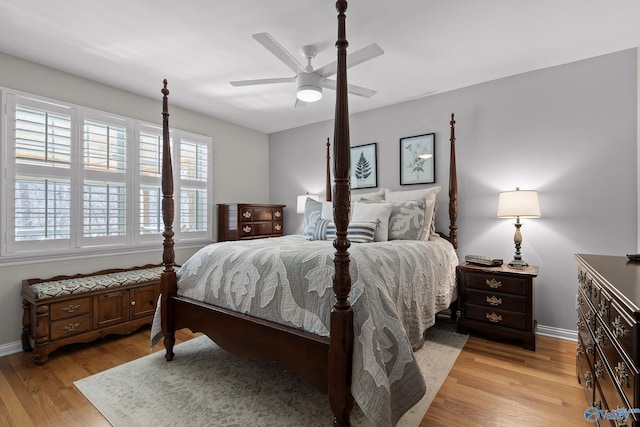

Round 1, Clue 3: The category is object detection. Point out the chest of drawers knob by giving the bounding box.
[62,304,80,313]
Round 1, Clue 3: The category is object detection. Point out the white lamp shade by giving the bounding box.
[497,189,541,218]
[297,194,320,213]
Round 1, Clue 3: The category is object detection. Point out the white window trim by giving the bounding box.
[0,87,213,263]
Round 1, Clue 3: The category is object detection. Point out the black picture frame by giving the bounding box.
[350,143,377,189]
[400,133,435,185]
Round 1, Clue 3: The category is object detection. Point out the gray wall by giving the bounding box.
[0,53,270,350]
[269,48,638,334]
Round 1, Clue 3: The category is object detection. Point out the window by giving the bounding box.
[2,90,212,259]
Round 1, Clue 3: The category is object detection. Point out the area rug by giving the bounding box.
[74,320,467,427]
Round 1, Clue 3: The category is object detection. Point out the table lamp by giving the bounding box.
[497,188,541,267]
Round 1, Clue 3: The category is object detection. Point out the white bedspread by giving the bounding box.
[153,234,457,427]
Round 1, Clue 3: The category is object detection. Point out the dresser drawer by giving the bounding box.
[597,318,638,407]
[50,314,92,340]
[252,221,274,236]
[50,297,91,321]
[252,208,273,221]
[464,273,527,295]
[465,304,526,330]
[578,310,596,368]
[466,289,526,312]
[597,347,638,426]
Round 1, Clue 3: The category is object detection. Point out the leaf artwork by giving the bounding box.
[355,152,372,180]
[404,143,426,180]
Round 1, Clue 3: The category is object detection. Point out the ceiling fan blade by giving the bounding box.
[230,77,296,87]
[321,79,377,98]
[252,32,306,74]
[316,43,384,78]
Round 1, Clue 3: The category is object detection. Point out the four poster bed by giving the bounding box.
[155,2,459,426]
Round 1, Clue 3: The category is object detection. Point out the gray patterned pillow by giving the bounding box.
[303,198,322,240]
[387,199,427,240]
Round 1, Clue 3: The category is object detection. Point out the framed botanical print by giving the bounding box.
[350,143,377,189]
[400,133,435,185]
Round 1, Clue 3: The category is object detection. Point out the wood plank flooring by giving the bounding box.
[0,327,586,426]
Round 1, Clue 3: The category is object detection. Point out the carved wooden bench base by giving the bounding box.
[21,265,162,365]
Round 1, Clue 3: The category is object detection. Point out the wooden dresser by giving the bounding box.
[457,263,538,350]
[217,203,285,241]
[576,254,640,426]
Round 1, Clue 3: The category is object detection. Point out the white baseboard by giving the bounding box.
[0,340,23,358]
[537,324,577,342]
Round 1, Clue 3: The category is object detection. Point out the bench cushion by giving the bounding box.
[30,267,164,300]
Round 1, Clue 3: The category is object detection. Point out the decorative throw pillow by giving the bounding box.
[351,201,393,242]
[303,198,323,240]
[326,220,379,243]
[312,218,332,241]
[387,199,427,240]
[384,187,441,240]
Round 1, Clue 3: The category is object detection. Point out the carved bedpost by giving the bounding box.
[329,1,354,426]
[326,137,332,202]
[160,79,177,361]
[448,113,458,250]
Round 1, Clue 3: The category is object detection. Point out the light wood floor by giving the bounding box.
[0,326,586,426]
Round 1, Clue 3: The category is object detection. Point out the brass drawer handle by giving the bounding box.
[274,224,282,231]
[486,312,502,323]
[615,362,629,388]
[576,344,584,357]
[577,318,584,330]
[612,316,626,338]
[586,340,594,354]
[486,278,502,289]
[242,211,252,219]
[598,299,610,317]
[242,225,252,233]
[274,211,282,218]
[62,304,80,313]
[595,327,606,346]
[62,323,80,333]
[486,295,502,306]
[585,372,593,388]
[595,360,604,379]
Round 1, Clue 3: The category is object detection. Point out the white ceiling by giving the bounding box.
[1,1,639,134]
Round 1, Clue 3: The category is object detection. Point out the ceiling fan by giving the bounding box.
[230,32,384,107]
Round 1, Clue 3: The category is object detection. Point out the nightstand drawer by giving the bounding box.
[466,289,526,312]
[464,273,527,295]
[465,304,526,330]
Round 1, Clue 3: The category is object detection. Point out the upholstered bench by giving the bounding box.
[21,264,163,365]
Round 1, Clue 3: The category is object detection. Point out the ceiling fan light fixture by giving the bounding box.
[297,86,322,102]
[296,73,322,102]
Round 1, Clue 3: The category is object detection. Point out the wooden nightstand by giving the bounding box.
[457,263,538,350]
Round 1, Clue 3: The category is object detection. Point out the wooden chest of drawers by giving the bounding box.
[457,263,538,350]
[217,203,285,241]
[576,254,640,426]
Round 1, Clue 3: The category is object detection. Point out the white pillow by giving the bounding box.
[352,201,393,242]
[351,188,385,202]
[384,186,441,201]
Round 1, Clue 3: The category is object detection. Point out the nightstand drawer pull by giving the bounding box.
[615,362,629,388]
[62,304,80,313]
[595,360,604,379]
[242,225,252,233]
[486,278,502,289]
[486,295,502,306]
[242,211,252,219]
[486,312,502,322]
